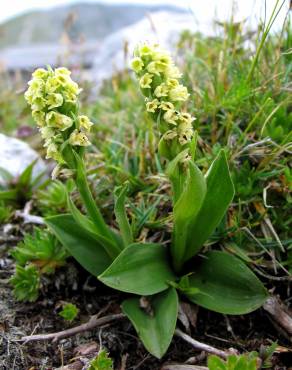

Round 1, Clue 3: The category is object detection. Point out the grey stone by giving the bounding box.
[0,133,47,185]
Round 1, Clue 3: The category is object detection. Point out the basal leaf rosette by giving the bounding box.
[130,44,195,161]
[25,67,93,172]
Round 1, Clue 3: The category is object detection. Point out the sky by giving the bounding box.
[0,0,290,30]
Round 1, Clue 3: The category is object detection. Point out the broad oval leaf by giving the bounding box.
[122,287,178,359]
[99,243,176,295]
[45,214,111,276]
[184,150,235,261]
[185,251,268,314]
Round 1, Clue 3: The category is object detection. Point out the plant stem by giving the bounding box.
[75,161,121,258]
[246,0,285,83]
[75,171,106,234]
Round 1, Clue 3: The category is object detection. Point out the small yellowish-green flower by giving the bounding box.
[66,80,82,95]
[25,81,44,104]
[47,93,63,110]
[46,142,62,161]
[78,115,93,131]
[45,76,59,94]
[177,120,194,145]
[159,101,174,111]
[24,91,33,105]
[169,85,189,102]
[166,65,182,79]
[146,99,159,113]
[180,152,192,166]
[154,83,169,98]
[131,57,144,73]
[152,50,171,64]
[140,73,153,89]
[138,44,153,56]
[166,78,179,88]
[164,130,178,141]
[27,78,45,94]
[147,61,168,76]
[31,96,46,111]
[180,113,196,125]
[55,67,71,76]
[69,129,91,146]
[32,110,46,126]
[164,109,179,125]
[63,91,78,103]
[46,111,73,131]
[40,127,55,140]
[32,68,49,80]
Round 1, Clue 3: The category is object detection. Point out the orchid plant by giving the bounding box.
[25,45,268,359]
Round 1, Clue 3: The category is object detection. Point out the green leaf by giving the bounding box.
[184,150,235,261]
[18,159,37,188]
[122,288,178,359]
[10,264,40,302]
[114,182,133,247]
[67,194,119,258]
[88,349,113,370]
[99,243,176,295]
[185,251,268,314]
[207,355,226,370]
[0,189,18,201]
[45,214,111,275]
[172,160,206,272]
[59,303,79,322]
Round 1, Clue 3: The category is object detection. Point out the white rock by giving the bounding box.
[0,133,46,185]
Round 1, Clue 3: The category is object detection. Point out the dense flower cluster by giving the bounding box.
[25,67,93,164]
[130,44,195,160]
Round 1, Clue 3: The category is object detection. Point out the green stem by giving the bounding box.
[75,161,122,258]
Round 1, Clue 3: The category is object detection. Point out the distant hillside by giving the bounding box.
[0,2,184,49]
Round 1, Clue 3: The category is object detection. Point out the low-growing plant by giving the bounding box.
[207,342,278,370]
[10,228,68,301]
[0,200,13,223]
[207,353,259,370]
[25,46,268,358]
[59,302,79,322]
[0,159,46,206]
[10,264,40,302]
[11,227,68,273]
[36,178,75,216]
[88,349,113,370]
